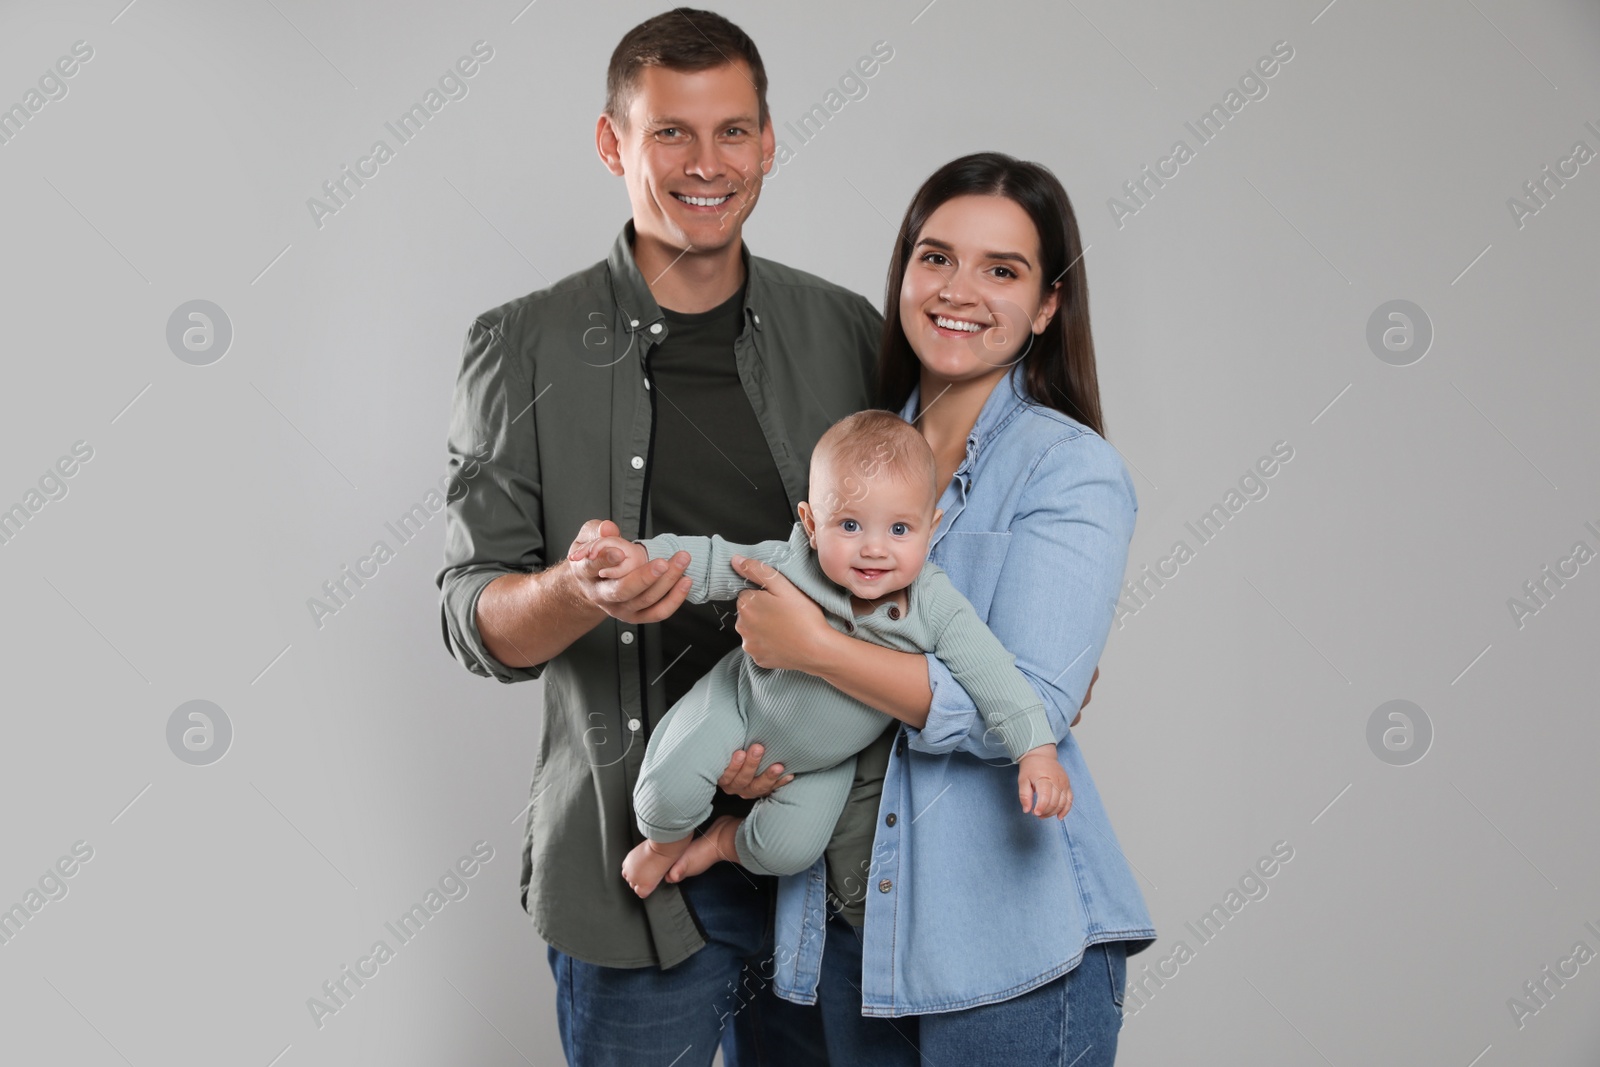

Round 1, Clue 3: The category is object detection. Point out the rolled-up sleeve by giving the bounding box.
[435,314,547,684]
[906,432,1137,758]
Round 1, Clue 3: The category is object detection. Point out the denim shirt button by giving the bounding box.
[878,879,893,893]
[884,813,896,826]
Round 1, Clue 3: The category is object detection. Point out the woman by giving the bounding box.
[698,152,1157,1064]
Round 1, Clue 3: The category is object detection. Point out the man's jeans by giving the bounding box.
[817,909,1129,1066]
[547,863,828,1067]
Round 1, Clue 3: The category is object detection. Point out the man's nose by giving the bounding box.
[686,138,722,180]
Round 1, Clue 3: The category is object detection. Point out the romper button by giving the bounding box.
[888,606,901,620]
[649,323,662,334]
[620,631,634,644]
[630,456,644,470]
[885,813,897,827]
[878,879,893,893]
[845,621,855,634]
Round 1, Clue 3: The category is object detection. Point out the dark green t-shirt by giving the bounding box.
[645,281,796,713]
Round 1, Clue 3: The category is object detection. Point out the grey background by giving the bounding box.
[2,0,1597,1064]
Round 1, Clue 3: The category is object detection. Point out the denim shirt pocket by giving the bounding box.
[930,531,1013,621]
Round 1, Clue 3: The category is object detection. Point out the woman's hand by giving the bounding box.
[716,743,794,799]
[729,555,835,672]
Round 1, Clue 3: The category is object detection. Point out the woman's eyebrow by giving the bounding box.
[916,236,1032,269]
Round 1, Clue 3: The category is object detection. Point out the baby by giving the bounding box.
[589,410,1073,899]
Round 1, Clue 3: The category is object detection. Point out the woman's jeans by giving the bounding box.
[817,910,1129,1066]
[546,863,827,1067]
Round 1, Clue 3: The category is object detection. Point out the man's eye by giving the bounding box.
[657,128,681,139]
[891,523,909,536]
[841,519,859,533]
[991,266,1016,279]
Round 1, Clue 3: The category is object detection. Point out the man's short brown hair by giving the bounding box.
[605,8,769,131]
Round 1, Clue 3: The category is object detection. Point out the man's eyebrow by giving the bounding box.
[646,114,759,128]
[915,236,1033,269]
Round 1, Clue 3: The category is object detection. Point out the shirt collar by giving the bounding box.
[606,219,765,335]
[895,361,1031,462]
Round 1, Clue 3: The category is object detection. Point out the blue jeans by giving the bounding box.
[547,863,829,1066]
[818,910,1129,1066]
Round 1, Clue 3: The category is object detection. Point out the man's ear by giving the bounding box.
[760,116,776,175]
[596,113,625,177]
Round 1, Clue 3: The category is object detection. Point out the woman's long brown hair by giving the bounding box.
[876,152,1107,439]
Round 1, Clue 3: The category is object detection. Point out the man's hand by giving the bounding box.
[716,743,793,799]
[565,519,693,625]
[1072,665,1099,728]
[1017,744,1073,819]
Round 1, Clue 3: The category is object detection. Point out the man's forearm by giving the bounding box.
[476,560,606,669]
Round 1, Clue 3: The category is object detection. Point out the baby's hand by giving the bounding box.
[585,535,650,579]
[1017,745,1073,820]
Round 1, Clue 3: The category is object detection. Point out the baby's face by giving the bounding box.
[801,462,940,601]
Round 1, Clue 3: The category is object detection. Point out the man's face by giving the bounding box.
[800,460,940,602]
[599,61,774,256]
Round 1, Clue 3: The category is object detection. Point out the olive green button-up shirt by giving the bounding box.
[436,221,888,967]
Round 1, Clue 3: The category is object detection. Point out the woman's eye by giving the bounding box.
[920,252,948,266]
[841,519,859,533]
[891,523,908,536]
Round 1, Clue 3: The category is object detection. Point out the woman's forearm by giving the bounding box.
[805,627,931,729]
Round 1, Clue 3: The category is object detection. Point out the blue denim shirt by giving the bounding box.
[772,362,1157,1016]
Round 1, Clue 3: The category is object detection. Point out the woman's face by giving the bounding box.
[897,194,1061,386]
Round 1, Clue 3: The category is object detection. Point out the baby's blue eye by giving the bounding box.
[840,519,860,533]
[891,522,909,536]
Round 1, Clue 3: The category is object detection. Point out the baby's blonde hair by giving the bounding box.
[809,410,937,516]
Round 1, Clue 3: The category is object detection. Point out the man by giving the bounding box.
[435,10,886,1065]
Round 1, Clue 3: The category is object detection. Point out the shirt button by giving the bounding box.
[878,879,893,893]
[649,323,662,334]
[620,631,634,644]
[885,813,897,827]
[627,718,641,732]
[644,379,651,390]
[630,456,644,470]
[752,313,761,326]
[629,319,640,328]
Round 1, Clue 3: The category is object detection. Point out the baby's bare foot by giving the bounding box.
[665,815,743,884]
[621,837,692,898]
